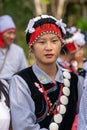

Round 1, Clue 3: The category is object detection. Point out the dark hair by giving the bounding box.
[63,31,73,40]
[60,45,68,55]
[26,17,63,44]
[0,80,9,107]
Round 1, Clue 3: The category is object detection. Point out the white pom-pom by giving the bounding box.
[34,16,41,22]
[41,15,49,18]
[56,19,66,34]
[25,19,35,33]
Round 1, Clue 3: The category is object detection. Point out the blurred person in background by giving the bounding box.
[58,27,86,109]
[9,14,84,130]
[58,26,85,75]
[66,27,87,89]
[57,27,86,130]
[74,31,87,89]
[0,15,28,83]
[75,31,87,130]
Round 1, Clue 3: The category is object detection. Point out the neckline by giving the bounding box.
[32,63,64,84]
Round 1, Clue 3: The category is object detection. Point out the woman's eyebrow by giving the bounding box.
[50,36,59,39]
[42,36,58,40]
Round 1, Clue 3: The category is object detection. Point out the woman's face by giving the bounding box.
[2,29,16,48]
[74,47,84,60]
[31,33,62,67]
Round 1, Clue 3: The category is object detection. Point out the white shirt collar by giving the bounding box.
[32,62,63,84]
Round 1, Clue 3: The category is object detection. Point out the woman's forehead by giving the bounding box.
[38,33,59,39]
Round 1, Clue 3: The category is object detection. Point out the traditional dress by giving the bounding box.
[9,63,83,130]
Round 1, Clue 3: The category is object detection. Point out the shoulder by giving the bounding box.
[14,66,37,85]
[10,44,24,52]
[15,66,33,79]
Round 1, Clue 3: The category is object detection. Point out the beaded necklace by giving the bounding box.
[40,83,63,115]
[49,70,71,130]
[35,70,71,130]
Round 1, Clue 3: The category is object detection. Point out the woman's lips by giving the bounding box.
[45,54,54,58]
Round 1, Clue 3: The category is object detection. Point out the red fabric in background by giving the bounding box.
[71,114,78,130]
[0,34,3,48]
[65,42,77,53]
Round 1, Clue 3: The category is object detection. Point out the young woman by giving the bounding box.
[9,15,83,130]
[0,80,11,130]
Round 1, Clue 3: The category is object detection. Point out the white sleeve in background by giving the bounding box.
[77,83,87,130]
[18,48,28,70]
[0,93,10,130]
[77,76,84,113]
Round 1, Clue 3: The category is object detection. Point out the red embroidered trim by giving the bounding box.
[40,83,63,115]
[65,42,81,53]
[29,23,62,45]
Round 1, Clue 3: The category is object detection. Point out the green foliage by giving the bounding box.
[65,4,87,32]
[0,0,87,58]
[41,0,50,5]
[76,18,87,31]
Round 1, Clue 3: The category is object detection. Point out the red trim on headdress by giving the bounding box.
[1,28,16,33]
[65,42,78,53]
[0,33,3,48]
[29,23,62,45]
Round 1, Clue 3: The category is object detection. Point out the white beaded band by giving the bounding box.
[49,70,71,130]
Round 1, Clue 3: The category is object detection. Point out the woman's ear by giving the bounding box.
[28,45,33,53]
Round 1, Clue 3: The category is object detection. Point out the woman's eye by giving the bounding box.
[38,41,45,44]
[52,39,58,43]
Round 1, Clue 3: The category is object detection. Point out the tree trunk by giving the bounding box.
[50,0,56,16]
[56,0,66,18]
[34,0,43,15]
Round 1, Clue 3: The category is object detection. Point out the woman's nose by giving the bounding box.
[45,42,52,50]
[10,33,16,39]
